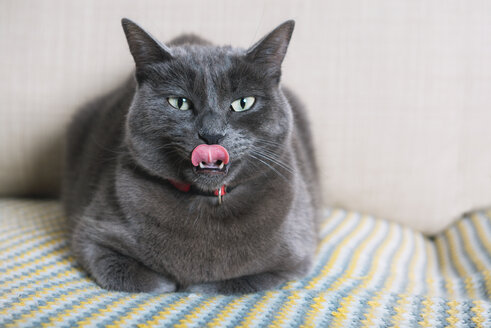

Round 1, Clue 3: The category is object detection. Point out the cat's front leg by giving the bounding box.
[184,272,289,295]
[77,241,177,293]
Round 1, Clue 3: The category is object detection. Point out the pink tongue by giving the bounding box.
[191,144,230,167]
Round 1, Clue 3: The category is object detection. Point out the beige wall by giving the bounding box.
[1,0,490,234]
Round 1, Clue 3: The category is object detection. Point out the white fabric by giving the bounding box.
[1,0,490,234]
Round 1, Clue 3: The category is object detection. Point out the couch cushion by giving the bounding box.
[1,0,491,233]
[1,199,489,326]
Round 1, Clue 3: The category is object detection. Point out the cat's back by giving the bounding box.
[283,87,320,208]
[63,77,136,218]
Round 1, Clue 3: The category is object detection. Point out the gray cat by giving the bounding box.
[62,18,319,294]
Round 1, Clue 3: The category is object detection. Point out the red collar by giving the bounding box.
[168,179,227,204]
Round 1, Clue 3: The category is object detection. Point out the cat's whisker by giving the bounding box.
[247,153,289,182]
[253,152,295,175]
[250,146,295,174]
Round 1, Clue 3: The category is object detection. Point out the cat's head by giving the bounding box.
[122,18,295,192]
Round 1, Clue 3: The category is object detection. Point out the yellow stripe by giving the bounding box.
[391,231,424,327]
[332,293,359,328]
[0,226,61,248]
[174,296,221,328]
[43,293,110,326]
[305,214,368,290]
[360,292,384,327]
[207,295,249,327]
[326,220,383,328]
[358,224,399,291]
[391,295,411,327]
[446,300,459,326]
[280,210,347,292]
[435,237,455,297]
[76,294,138,327]
[303,220,396,327]
[5,287,94,328]
[0,254,73,289]
[381,227,410,293]
[444,228,476,298]
[235,291,276,328]
[106,294,169,328]
[406,233,424,295]
[137,297,191,328]
[1,231,65,264]
[0,268,80,301]
[42,287,103,328]
[327,219,382,293]
[471,300,487,328]
[319,209,342,236]
[331,226,411,327]
[267,291,302,328]
[424,239,438,296]
[457,220,491,296]
[299,293,328,328]
[357,224,400,326]
[385,229,413,327]
[315,212,356,255]
[0,280,94,316]
[471,213,491,254]
[0,211,58,230]
[1,247,69,277]
[418,297,435,328]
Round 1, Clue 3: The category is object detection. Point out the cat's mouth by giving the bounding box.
[191,144,230,176]
[193,160,229,174]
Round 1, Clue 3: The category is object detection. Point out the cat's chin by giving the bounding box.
[187,166,231,191]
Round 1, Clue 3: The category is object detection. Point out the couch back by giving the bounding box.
[1,0,491,234]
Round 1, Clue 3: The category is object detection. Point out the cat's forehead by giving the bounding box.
[170,44,244,70]
[145,44,264,94]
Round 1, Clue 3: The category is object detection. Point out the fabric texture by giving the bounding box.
[1,0,491,234]
[1,199,490,327]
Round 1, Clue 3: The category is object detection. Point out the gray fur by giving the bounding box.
[62,18,320,294]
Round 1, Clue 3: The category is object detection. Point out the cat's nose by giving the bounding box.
[198,132,226,145]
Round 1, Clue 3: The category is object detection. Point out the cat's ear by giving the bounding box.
[121,18,173,71]
[246,20,295,79]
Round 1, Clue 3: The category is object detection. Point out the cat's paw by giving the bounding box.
[95,261,177,293]
[185,272,288,295]
[147,275,178,294]
[81,243,177,293]
[185,279,255,294]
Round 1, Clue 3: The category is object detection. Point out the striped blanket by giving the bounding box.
[0,199,490,327]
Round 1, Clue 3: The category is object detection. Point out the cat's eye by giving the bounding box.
[230,97,255,112]
[167,97,192,110]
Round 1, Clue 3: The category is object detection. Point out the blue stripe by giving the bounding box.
[440,235,468,297]
[304,216,377,326]
[465,217,491,264]
[145,294,206,327]
[287,289,321,327]
[1,237,67,268]
[99,293,155,327]
[0,260,85,297]
[319,217,376,291]
[0,223,63,244]
[337,221,391,325]
[129,293,183,326]
[188,295,232,327]
[0,253,72,286]
[221,293,264,327]
[0,282,102,326]
[295,211,359,289]
[30,289,109,327]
